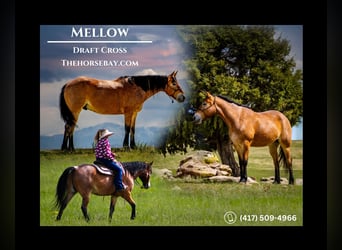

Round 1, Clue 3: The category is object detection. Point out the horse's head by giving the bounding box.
[192,91,217,124]
[164,70,186,103]
[138,161,153,189]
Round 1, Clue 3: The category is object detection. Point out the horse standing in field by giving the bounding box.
[59,70,185,151]
[54,161,153,222]
[192,91,294,184]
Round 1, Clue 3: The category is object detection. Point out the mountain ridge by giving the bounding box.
[40,122,170,150]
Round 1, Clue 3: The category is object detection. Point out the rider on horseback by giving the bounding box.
[94,129,127,192]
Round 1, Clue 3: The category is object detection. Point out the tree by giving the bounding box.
[159,25,303,177]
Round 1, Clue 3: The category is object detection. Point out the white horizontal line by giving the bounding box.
[47,40,153,44]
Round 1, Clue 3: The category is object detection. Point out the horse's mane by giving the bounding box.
[217,95,252,109]
[121,161,150,176]
[117,75,168,92]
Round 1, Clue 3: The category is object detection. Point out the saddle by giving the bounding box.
[92,160,114,176]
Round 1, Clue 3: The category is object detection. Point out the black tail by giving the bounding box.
[54,166,75,210]
[59,84,75,126]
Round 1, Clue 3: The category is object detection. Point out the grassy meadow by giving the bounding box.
[40,141,303,226]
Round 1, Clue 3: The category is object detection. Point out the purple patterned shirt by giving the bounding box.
[95,137,115,160]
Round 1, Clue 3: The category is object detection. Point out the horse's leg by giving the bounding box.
[80,193,91,222]
[61,103,80,151]
[56,191,76,220]
[67,120,78,152]
[129,112,138,149]
[123,112,139,149]
[108,195,119,223]
[117,190,136,220]
[238,156,248,183]
[236,142,250,183]
[61,123,77,152]
[269,142,281,184]
[69,134,75,151]
[123,113,132,149]
[280,144,294,184]
[61,124,69,151]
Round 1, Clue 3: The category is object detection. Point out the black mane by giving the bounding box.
[121,75,168,92]
[121,161,151,176]
[217,95,252,109]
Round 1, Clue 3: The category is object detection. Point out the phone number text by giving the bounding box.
[240,214,297,222]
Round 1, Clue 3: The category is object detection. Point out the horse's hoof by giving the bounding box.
[239,178,247,183]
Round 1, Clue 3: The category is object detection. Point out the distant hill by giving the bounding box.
[40,122,170,150]
[40,121,303,150]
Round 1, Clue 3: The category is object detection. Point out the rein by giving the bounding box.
[134,178,141,186]
[124,164,149,187]
[123,168,141,186]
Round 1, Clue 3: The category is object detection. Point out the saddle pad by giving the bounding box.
[92,161,114,175]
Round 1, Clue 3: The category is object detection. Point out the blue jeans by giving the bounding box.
[97,158,125,190]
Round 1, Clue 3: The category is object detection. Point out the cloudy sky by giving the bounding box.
[40,25,303,139]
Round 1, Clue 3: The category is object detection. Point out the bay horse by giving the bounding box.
[59,70,185,151]
[192,91,294,184]
[54,161,153,222]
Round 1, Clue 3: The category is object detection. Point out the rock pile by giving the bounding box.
[175,150,232,178]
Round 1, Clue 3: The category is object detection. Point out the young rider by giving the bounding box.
[94,129,127,192]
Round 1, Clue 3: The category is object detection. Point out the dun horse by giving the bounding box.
[54,161,153,222]
[192,91,294,184]
[60,70,185,151]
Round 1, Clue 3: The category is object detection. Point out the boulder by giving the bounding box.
[176,151,232,179]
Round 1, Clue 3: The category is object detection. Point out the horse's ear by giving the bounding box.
[198,90,206,100]
[149,161,153,166]
[171,70,177,77]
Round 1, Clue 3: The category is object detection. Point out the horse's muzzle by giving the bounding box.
[193,113,202,124]
[176,94,186,103]
[141,183,151,189]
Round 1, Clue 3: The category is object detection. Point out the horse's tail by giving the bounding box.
[54,166,75,210]
[59,84,75,126]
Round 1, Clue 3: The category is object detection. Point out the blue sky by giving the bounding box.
[274,25,303,139]
[40,25,303,139]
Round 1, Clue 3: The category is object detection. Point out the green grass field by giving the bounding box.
[40,141,303,226]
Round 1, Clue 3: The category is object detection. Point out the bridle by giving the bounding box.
[134,168,151,187]
[199,96,218,114]
[165,78,183,100]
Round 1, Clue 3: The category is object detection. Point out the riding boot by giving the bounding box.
[115,183,127,193]
[113,171,126,191]
[115,185,127,196]
[117,183,127,190]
